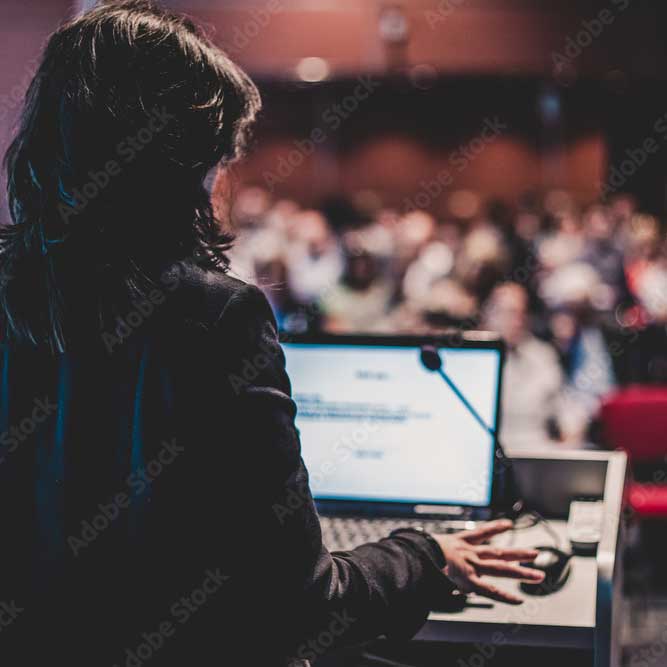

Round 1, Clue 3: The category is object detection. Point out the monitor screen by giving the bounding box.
[282,341,502,508]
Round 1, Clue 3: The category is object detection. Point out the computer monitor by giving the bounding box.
[282,333,504,510]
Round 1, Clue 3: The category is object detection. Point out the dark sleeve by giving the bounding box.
[216,283,455,654]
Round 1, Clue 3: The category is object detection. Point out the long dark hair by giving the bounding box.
[2,0,260,352]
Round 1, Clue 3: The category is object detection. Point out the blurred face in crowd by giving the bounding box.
[423,278,478,324]
[610,194,636,224]
[627,214,660,260]
[344,251,378,291]
[231,186,272,226]
[267,199,301,235]
[515,212,541,242]
[294,210,334,256]
[440,221,462,251]
[377,208,400,229]
[550,310,578,350]
[557,211,581,236]
[585,206,614,241]
[483,283,529,348]
[396,210,437,258]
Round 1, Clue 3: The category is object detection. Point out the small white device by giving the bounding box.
[567,500,604,555]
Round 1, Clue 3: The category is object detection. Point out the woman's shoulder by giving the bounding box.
[161,261,272,331]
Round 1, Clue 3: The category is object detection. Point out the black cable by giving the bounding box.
[510,510,563,550]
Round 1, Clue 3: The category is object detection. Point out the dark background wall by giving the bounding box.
[168,0,667,80]
[166,0,667,214]
[2,0,667,219]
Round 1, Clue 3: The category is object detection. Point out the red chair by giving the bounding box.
[600,386,667,518]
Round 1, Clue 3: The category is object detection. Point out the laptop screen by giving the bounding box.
[282,338,503,508]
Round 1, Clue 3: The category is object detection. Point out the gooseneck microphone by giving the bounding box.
[420,346,497,441]
[419,345,523,516]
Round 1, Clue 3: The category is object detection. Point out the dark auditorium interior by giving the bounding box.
[4,1,667,665]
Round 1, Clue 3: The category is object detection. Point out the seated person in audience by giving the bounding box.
[538,208,585,271]
[321,240,393,333]
[482,283,564,452]
[622,213,661,302]
[419,276,479,331]
[286,209,344,305]
[538,258,616,444]
[581,204,629,309]
[549,306,616,445]
[455,224,511,303]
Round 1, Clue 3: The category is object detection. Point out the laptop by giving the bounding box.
[281,332,506,551]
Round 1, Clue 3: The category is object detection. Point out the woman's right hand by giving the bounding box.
[434,519,545,605]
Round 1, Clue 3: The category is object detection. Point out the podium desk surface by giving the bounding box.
[416,449,627,667]
[418,519,596,648]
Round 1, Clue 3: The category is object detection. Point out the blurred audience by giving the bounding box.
[320,240,393,333]
[223,181,666,449]
[482,283,563,452]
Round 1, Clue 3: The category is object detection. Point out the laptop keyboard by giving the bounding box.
[320,516,472,552]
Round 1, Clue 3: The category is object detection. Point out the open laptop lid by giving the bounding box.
[281,332,505,518]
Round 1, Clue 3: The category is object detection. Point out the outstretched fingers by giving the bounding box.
[468,575,524,605]
[475,546,539,562]
[461,519,514,545]
[473,558,545,582]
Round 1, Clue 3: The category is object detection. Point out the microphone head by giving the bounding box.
[420,346,443,372]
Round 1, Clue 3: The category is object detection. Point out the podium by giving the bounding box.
[415,450,627,667]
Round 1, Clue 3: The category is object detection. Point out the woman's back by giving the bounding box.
[0,265,302,664]
[0,6,267,656]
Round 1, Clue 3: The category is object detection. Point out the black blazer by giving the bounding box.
[0,262,452,666]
